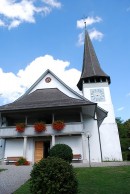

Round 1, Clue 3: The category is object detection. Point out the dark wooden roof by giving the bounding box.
[77,31,111,90]
[0,88,94,112]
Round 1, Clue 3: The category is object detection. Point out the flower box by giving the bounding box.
[34,122,46,132]
[52,120,65,131]
[15,157,30,166]
[16,123,26,133]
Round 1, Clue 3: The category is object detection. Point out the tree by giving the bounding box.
[124,119,130,137]
[116,118,128,138]
[116,117,130,161]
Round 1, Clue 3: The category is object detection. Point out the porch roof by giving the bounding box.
[0,88,94,111]
[0,88,107,126]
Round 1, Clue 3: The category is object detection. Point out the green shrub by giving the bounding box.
[30,157,78,194]
[49,144,73,163]
[15,157,30,166]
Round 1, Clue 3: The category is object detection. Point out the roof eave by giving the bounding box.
[0,102,95,113]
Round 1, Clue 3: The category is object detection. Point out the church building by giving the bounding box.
[0,31,122,164]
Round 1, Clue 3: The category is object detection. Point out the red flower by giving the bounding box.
[16,123,25,132]
[24,161,30,165]
[15,162,19,166]
[52,120,65,131]
[34,122,46,132]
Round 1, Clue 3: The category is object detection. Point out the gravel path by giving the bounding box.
[0,165,32,194]
[72,161,130,168]
[0,162,130,194]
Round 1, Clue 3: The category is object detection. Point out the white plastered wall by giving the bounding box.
[4,138,34,162]
[4,139,23,157]
[83,82,122,161]
[55,136,83,159]
[83,116,101,162]
[100,123,122,161]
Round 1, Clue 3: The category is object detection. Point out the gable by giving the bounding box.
[25,69,82,100]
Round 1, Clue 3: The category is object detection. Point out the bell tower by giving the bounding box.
[77,30,122,161]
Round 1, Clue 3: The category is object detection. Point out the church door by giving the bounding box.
[34,141,44,163]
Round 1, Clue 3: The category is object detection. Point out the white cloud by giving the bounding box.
[76,16,103,46]
[77,28,104,46]
[42,0,61,8]
[117,107,125,112]
[0,0,36,22]
[8,19,21,29]
[0,0,61,29]
[0,19,5,27]
[89,28,104,41]
[77,16,102,29]
[0,68,24,103]
[77,32,84,46]
[0,55,81,105]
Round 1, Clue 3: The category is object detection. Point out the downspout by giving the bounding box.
[97,122,103,162]
[95,105,103,162]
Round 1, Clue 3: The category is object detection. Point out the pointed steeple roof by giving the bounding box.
[77,31,111,91]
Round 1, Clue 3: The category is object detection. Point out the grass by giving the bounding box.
[14,166,130,194]
[14,180,31,194]
[76,166,130,194]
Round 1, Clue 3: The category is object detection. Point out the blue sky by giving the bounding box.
[0,0,130,122]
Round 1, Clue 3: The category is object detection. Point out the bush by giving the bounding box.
[49,144,73,163]
[30,157,78,194]
[15,157,30,166]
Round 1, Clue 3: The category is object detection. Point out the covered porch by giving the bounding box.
[1,132,89,164]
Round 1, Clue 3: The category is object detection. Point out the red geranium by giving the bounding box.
[34,122,46,132]
[52,120,65,131]
[23,161,30,165]
[16,123,25,133]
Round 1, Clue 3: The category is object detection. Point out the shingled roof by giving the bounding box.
[77,31,111,90]
[0,88,94,112]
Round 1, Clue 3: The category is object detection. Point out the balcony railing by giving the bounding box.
[0,122,83,137]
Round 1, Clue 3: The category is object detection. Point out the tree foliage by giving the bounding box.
[116,117,130,160]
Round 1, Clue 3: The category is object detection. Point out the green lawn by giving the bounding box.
[14,166,130,194]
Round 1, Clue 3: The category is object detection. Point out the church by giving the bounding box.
[0,31,122,164]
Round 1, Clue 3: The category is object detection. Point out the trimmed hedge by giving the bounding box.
[49,144,73,163]
[30,157,78,194]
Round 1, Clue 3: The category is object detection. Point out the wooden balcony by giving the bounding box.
[0,122,83,138]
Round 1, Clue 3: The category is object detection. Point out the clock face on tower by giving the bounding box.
[90,88,105,102]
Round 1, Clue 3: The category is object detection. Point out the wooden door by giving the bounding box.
[34,141,44,163]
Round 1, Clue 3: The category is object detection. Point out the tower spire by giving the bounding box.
[82,16,87,34]
[77,30,110,91]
